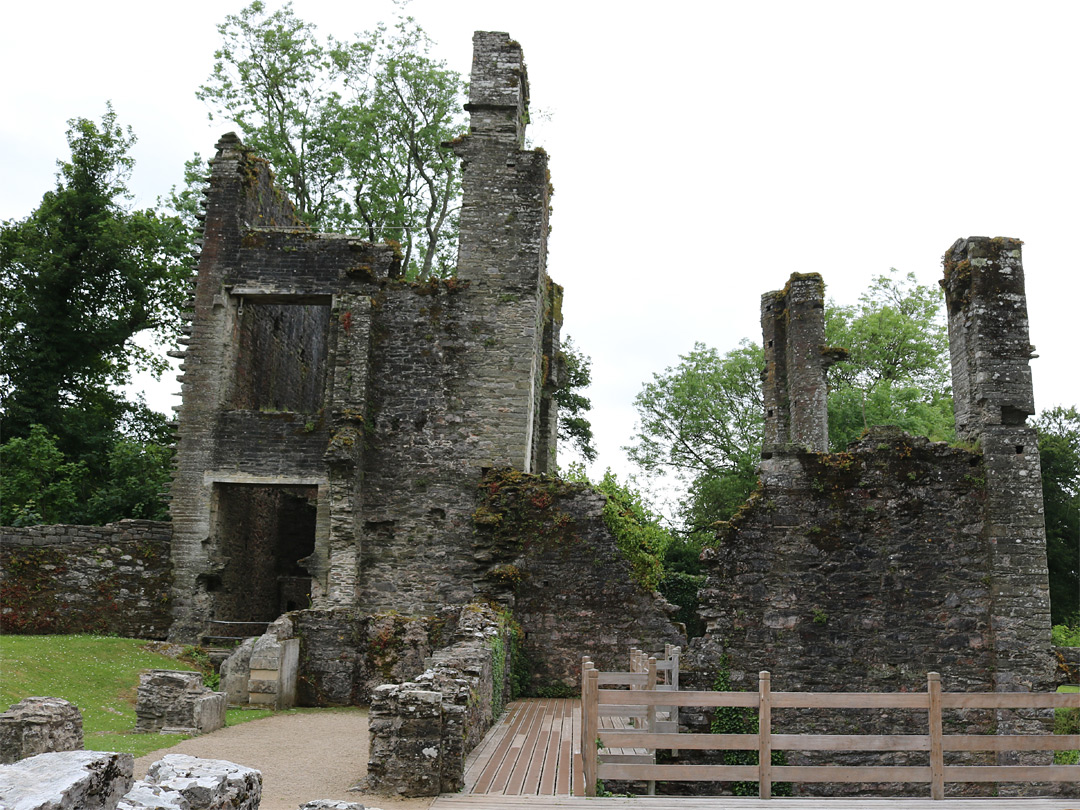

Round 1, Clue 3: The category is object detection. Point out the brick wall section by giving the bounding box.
[0,520,171,637]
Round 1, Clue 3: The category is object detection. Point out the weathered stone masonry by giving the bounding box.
[0,521,171,637]
[692,241,1057,796]
[168,32,562,643]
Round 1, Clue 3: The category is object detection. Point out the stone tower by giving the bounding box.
[167,32,561,643]
[941,237,1053,696]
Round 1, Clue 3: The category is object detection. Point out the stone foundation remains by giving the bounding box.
[0,697,83,764]
[134,671,226,735]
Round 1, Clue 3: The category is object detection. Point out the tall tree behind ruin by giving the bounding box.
[196,1,464,280]
[626,271,954,535]
[0,106,188,524]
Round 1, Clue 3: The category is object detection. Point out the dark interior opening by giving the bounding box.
[230,300,331,413]
[212,483,318,623]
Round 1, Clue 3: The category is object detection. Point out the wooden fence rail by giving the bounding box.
[581,669,1080,800]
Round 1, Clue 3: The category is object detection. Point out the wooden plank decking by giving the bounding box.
[435,698,1080,810]
[434,798,1080,809]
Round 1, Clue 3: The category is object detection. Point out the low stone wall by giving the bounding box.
[291,607,455,707]
[0,697,83,764]
[364,603,516,796]
[0,520,171,637]
[134,671,225,735]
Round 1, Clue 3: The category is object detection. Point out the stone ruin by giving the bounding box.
[164,29,684,683]
[134,670,226,736]
[0,27,1072,803]
[0,697,82,765]
[688,238,1061,797]
[0,751,261,810]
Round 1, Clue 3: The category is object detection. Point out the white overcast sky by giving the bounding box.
[2,0,1077,493]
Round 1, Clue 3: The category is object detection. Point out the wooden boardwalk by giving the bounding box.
[461,697,586,797]
[432,698,1080,810]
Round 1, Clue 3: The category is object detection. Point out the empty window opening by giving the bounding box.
[211,483,318,623]
[230,300,331,413]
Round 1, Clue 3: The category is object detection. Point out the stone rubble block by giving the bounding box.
[0,696,83,764]
[134,754,261,810]
[135,671,226,735]
[118,781,192,810]
[297,802,367,810]
[0,750,133,810]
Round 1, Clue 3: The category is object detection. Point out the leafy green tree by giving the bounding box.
[0,106,186,524]
[555,336,596,464]
[627,273,955,535]
[196,1,464,279]
[824,270,954,448]
[626,340,764,534]
[1035,406,1080,624]
[0,426,90,526]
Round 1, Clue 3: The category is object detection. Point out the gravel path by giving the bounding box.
[132,709,434,810]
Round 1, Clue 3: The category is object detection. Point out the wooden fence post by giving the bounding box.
[758,670,772,800]
[583,664,599,796]
[928,671,943,800]
[647,656,657,796]
[670,646,681,757]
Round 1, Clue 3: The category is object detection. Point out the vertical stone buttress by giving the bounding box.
[451,32,559,473]
[941,237,1054,783]
[761,273,833,458]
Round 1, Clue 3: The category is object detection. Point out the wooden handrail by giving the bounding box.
[581,668,1080,799]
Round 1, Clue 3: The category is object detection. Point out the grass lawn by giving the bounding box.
[0,635,272,757]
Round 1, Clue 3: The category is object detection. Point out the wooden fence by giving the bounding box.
[580,668,1080,800]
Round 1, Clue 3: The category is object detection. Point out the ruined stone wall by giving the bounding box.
[690,238,1057,797]
[168,32,563,640]
[0,521,171,637]
[364,603,518,796]
[290,608,454,707]
[697,428,993,694]
[473,470,685,691]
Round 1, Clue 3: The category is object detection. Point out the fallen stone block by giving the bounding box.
[0,696,83,764]
[0,750,133,810]
[298,802,366,810]
[118,781,191,810]
[138,754,261,810]
[135,671,226,735]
